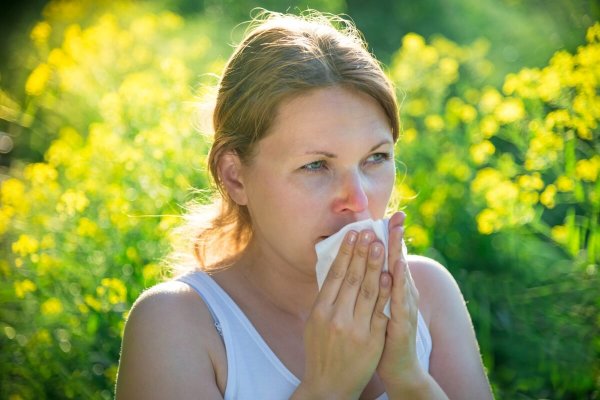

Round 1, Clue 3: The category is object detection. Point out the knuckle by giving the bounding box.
[359,284,374,300]
[344,272,361,286]
[329,266,345,280]
[339,243,354,256]
[311,306,329,323]
[329,316,346,334]
[355,246,369,258]
[367,258,381,271]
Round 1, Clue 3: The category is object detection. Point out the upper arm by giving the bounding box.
[409,255,493,399]
[115,281,225,400]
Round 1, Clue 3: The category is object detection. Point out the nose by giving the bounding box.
[332,170,369,216]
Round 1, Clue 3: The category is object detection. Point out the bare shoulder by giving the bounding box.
[115,280,226,399]
[406,255,462,325]
[407,255,494,399]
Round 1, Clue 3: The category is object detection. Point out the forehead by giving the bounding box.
[259,86,393,155]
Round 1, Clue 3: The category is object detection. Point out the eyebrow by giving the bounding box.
[304,139,393,158]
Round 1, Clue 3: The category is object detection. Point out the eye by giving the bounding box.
[365,152,392,164]
[301,160,326,173]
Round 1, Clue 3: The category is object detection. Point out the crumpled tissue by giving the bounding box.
[315,218,407,318]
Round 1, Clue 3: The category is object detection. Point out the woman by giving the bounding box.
[116,11,493,399]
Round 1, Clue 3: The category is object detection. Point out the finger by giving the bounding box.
[389,258,409,323]
[387,213,405,275]
[334,229,375,315]
[318,230,358,304]
[405,261,420,315]
[389,211,406,229]
[354,241,384,319]
[371,272,392,334]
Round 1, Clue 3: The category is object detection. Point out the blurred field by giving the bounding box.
[1,1,598,398]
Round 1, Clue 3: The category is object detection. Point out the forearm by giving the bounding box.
[385,371,449,400]
[289,382,359,400]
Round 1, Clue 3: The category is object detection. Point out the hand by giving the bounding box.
[297,229,392,399]
[377,212,426,389]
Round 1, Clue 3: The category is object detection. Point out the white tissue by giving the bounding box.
[315,218,408,318]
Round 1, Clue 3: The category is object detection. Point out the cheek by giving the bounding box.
[368,169,395,203]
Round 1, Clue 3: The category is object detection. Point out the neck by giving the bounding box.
[234,239,319,321]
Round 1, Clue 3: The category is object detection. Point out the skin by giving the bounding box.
[115,86,494,399]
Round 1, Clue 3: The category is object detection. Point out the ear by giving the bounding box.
[217,151,248,206]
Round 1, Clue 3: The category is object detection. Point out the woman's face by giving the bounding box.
[239,85,395,275]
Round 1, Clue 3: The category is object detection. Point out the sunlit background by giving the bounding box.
[1,0,598,398]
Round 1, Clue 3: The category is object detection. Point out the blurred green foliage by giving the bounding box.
[0,0,598,398]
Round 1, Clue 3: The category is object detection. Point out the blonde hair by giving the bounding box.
[171,10,400,274]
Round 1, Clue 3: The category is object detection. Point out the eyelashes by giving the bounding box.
[300,152,392,174]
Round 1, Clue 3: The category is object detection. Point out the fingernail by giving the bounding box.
[380,273,390,287]
[370,244,382,258]
[361,231,373,244]
[347,231,357,245]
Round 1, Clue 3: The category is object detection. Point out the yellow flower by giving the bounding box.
[396,182,417,201]
[479,88,502,113]
[544,110,571,129]
[38,254,57,276]
[24,163,58,184]
[0,208,10,236]
[34,329,51,344]
[439,57,458,80]
[85,295,102,311]
[519,191,539,205]
[555,175,574,192]
[405,98,427,116]
[476,209,499,235]
[419,200,438,223]
[159,11,184,30]
[551,225,568,245]
[131,14,158,38]
[575,157,599,182]
[41,298,64,315]
[40,234,56,250]
[99,278,127,305]
[77,217,98,237]
[460,104,477,123]
[12,234,39,257]
[14,279,37,299]
[586,22,600,43]
[25,63,52,96]
[538,69,562,102]
[48,48,72,69]
[573,119,593,140]
[495,98,525,124]
[485,180,519,210]
[517,173,544,191]
[31,21,52,46]
[424,115,445,132]
[401,127,417,143]
[471,168,504,194]
[422,47,439,66]
[540,184,557,208]
[1,178,25,207]
[56,189,89,215]
[143,263,160,283]
[406,224,430,248]
[470,140,495,165]
[402,33,426,51]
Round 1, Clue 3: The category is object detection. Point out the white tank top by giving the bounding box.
[178,271,432,400]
